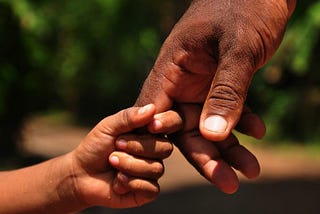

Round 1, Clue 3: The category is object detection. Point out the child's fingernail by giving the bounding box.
[152,119,163,130]
[118,172,129,183]
[109,155,119,165]
[116,139,127,149]
[138,104,153,115]
[204,115,228,133]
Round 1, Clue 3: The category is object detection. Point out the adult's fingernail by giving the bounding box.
[204,115,228,133]
[118,172,129,183]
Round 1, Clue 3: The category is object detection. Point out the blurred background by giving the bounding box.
[0,0,320,213]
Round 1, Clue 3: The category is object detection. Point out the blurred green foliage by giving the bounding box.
[0,0,319,159]
[0,0,187,158]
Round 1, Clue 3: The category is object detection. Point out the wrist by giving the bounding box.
[48,153,89,213]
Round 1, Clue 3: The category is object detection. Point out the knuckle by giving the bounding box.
[122,155,134,171]
[145,184,160,198]
[152,162,164,178]
[127,140,144,154]
[222,30,260,72]
[208,84,244,112]
[134,182,160,206]
[119,108,135,130]
[159,142,174,158]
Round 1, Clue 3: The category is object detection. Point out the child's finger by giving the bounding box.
[115,135,173,159]
[109,151,164,180]
[147,110,183,134]
[74,104,156,172]
[113,172,160,204]
[97,104,156,137]
[112,175,129,195]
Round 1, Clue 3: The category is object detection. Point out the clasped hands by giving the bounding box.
[0,1,298,213]
[71,0,297,209]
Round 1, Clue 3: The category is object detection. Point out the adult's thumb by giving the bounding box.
[199,55,256,141]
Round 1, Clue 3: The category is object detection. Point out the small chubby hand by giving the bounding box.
[71,104,179,208]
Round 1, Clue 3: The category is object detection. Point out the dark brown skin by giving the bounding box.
[136,0,296,193]
[171,104,261,194]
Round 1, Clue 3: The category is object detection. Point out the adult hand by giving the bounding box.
[170,104,260,194]
[136,0,296,141]
[135,0,296,193]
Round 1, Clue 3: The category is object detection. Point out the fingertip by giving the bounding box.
[215,170,239,194]
[109,155,120,166]
[236,113,266,139]
[204,115,228,133]
[244,162,261,179]
[117,172,130,183]
[147,119,163,133]
[100,104,156,136]
[222,182,239,194]
[241,153,261,179]
[138,104,156,115]
[200,115,231,141]
[148,110,183,134]
[224,144,261,179]
[113,175,129,195]
[116,138,128,150]
[252,115,266,139]
[204,160,239,194]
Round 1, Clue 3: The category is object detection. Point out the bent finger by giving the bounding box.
[113,172,160,205]
[148,110,183,134]
[173,131,239,194]
[97,104,156,137]
[235,106,266,139]
[115,135,173,159]
[216,134,260,179]
[109,152,164,180]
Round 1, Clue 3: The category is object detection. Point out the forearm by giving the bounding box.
[0,153,85,214]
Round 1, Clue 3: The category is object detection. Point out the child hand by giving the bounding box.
[69,104,177,208]
[110,110,183,195]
